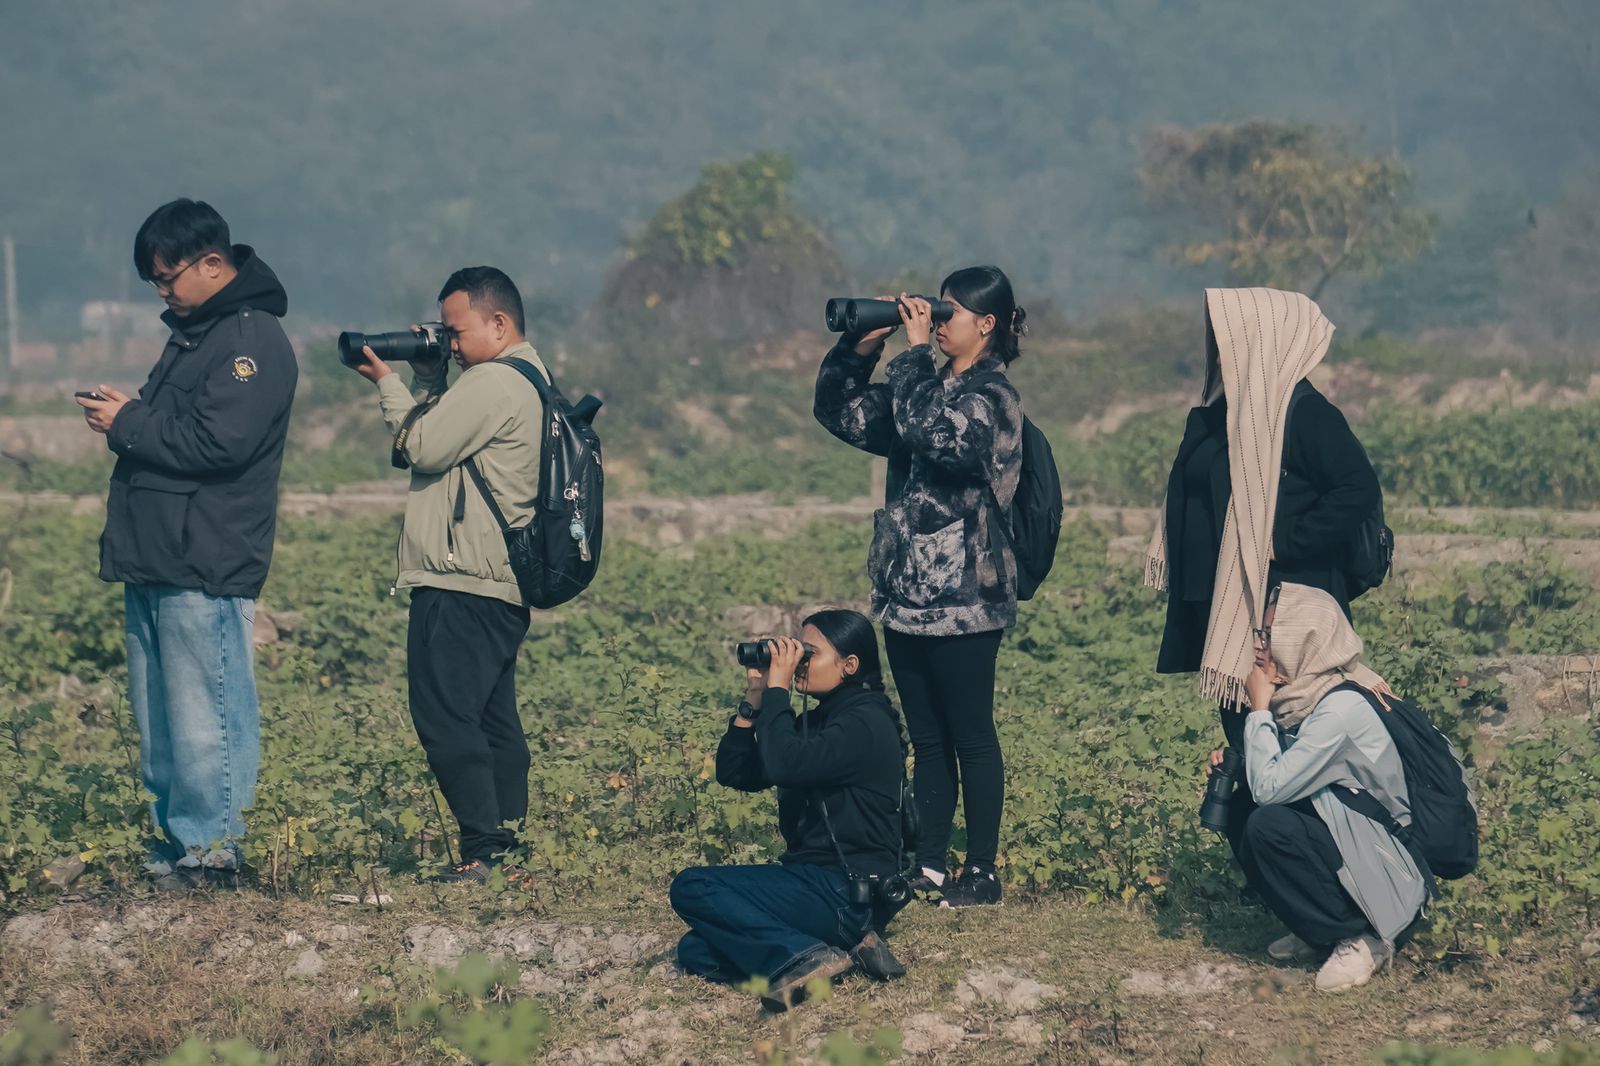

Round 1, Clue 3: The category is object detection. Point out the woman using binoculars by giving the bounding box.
[813,266,1027,907]
[669,609,910,1012]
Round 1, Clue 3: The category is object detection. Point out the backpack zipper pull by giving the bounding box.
[570,503,591,561]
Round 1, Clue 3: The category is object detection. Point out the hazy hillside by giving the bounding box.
[1,0,1595,328]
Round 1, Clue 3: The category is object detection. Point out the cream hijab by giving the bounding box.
[1266,583,1391,730]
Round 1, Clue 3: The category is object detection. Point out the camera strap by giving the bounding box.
[798,693,860,880]
[800,689,910,882]
[390,389,443,471]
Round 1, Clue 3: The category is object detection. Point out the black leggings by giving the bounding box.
[882,627,1005,871]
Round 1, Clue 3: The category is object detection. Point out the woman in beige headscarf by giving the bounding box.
[1205,582,1428,993]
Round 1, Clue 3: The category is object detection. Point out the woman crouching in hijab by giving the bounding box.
[1206,582,1430,993]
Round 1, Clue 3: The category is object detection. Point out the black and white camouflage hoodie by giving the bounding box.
[815,339,1024,636]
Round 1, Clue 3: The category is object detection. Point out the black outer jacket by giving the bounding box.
[99,247,298,599]
[715,682,905,880]
[1157,381,1381,674]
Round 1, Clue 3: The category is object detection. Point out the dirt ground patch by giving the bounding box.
[2,888,1595,1064]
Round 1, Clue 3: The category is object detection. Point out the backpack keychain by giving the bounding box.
[562,484,589,560]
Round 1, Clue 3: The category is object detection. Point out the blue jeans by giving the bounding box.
[669,863,872,982]
[124,584,260,867]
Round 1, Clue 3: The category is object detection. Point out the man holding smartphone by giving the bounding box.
[77,198,297,891]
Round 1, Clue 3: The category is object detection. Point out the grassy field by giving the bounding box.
[1,501,1598,1062]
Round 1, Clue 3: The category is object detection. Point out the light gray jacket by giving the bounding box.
[376,341,549,606]
[1244,688,1429,942]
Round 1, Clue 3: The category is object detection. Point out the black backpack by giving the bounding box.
[1284,381,1394,599]
[465,357,605,609]
[987,416,1063,601]
[1335,685,1479,881]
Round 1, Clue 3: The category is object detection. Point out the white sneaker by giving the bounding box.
[1267,932,1320,964]
[1314,934,1393,993]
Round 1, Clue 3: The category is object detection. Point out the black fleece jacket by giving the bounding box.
[715,682,905,879]
[99,246,298,598]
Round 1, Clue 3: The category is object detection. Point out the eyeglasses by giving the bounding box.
[145,254,211,292]
[1253,583,1283,651]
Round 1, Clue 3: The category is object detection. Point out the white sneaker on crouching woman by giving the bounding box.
[1314,933,1393,992]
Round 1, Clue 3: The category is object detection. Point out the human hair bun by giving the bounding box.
[1011,305,1028,337]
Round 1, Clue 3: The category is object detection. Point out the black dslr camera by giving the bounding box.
[848,871,913,910]
[1199,747,1243,832]
[337,322,453,368]
[735,640,812,670]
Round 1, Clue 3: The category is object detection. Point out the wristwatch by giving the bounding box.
[736,699,761,723]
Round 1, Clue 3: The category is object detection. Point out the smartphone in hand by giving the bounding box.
[74,390,106,401]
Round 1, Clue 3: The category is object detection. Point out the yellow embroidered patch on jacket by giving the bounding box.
[231,356,258,382]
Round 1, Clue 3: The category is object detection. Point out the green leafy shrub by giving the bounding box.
[2,507,1598,959]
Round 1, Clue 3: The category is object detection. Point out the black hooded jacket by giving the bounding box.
[99,246,298,598]
[715,682,905,879]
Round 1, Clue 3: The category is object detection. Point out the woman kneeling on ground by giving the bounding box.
[670,609,910,1012]
[1209,582,1432,994]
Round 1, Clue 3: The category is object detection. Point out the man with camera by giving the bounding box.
[351,266,549,886]
[77,198,298,891]
[669,610,911,1012]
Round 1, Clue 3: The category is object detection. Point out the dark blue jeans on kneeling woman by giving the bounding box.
[670,863,873,982]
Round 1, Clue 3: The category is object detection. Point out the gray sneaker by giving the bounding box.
[148,863,205,894]
[1267,932,1321,964]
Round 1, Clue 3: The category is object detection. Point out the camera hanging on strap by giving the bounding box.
[797,688,917,918]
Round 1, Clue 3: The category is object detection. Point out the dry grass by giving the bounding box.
[2,881,1594,1064]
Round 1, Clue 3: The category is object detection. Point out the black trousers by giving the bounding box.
[882,626,1005,871]
[1236,802,1370,948]
[407,586,531,864]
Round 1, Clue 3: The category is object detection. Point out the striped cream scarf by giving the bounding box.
[1144,288,1337,708]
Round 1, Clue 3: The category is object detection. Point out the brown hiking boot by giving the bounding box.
[850,931,906,980]
[759,946,855,1012]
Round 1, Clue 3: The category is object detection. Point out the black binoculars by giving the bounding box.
[824,296,954,334]
[735,641,813,670]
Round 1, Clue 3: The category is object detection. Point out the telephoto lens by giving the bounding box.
[1198,747,1243,833]
[337,322,451,368]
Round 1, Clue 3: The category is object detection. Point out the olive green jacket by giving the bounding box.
[376,341,548,606]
